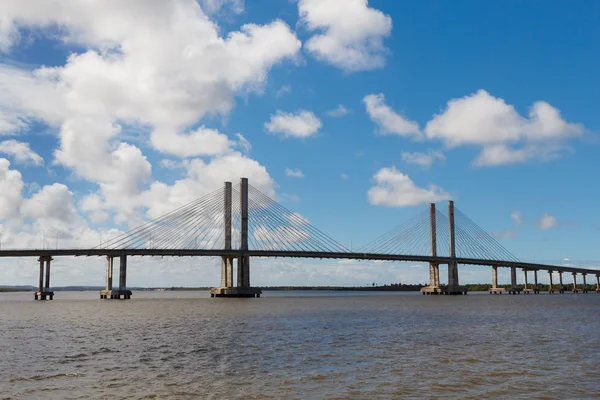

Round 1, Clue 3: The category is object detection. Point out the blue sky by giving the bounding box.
[0,0,598,287]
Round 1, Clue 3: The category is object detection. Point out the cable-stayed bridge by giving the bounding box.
[2,178,599,300]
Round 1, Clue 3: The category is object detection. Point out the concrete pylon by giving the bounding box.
[582,274,588,293]
[489,265,504,294]
[421,203,440,295]
[548,271,554,293]
[444,200,466,295]
[100,254,131,299]
[596,275,600,293]
[211,178,261,298]
[559,271,564,293]
[523,269,529,294]
[34,256,54,300]
[239,177,250,287]
[220,182,234,288]
[533,270,539,294]
[572,273,578,293]
[106,256,113,291]
[509,266,520,294]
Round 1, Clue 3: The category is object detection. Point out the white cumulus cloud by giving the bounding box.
[424,90,584,166]
[0,158,24,219]
[285,168,304,178]
[493,229,518,240]
[0,140,43,166]
[0,0,300,222]
[22,183,78,224]
[265,110,322,138]
[198,0,244,14]
[401,149,445,169]
[299,0,392,71]
[367,167,451,207]
[326,104,350,117]
[538,213,557,230]
[510,210,523,225]
[363,94,421,138]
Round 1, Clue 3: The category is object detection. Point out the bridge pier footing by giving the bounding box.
[99,289,132,299]
[509,266,521,294]
[210,287,261,298]
[559,272,565,293]
[35,256,54,300]
[489,266,504,294]
[420,262,440,295]
[533,270,540,294]
[99,255,131,299]
[34,291,54,300]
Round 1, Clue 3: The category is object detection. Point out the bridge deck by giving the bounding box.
[0,249,597,276]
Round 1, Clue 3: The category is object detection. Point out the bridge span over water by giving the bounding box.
[2,178,599,300]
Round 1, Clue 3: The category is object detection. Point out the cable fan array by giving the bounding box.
[97,183,348,253]
[453,206,519,262]
[97,178,518,262]
[357,205,519,262]
[242,184,348,252]
[97,187,227,250]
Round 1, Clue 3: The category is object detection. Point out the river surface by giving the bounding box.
[1,290,599,399]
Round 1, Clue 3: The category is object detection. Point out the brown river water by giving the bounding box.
[1,291,599,399]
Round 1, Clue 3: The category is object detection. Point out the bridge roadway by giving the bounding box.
[0,249,598,276]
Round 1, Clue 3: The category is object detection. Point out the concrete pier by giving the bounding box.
[100,255,131,299]
[210,178,261,298]
[582,274,588,293]
[558,271,565,293]
[548,271,554,293]
[34,256,54,300]
[489,266,504,294]
[421,203,440,295]
[533,270,540,293]
[522,269,532,294]
[596,275,600,293]
[572,272,579,293]
[509,266,521,294]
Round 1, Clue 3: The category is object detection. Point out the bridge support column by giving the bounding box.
[509,266,520,294]
[582,274,588,293]
[100,255,131,299]
[422,263,440,295]
[523,269,530,294]
[489,266,504,294]
[533,270,539,294]
[559,271,564,293]
[100,256,120,299]
[211,178,261,298]
[34,256,54,300]
[443,201,466,295]
[221,256,228,287]
[596,275,600,293]
[548,271,554,293]
[226,257,234,287]
[572,273,578,293]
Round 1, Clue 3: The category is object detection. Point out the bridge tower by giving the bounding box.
[211,178,262,298]
[443,200,467,295]
[421,203,440,294]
